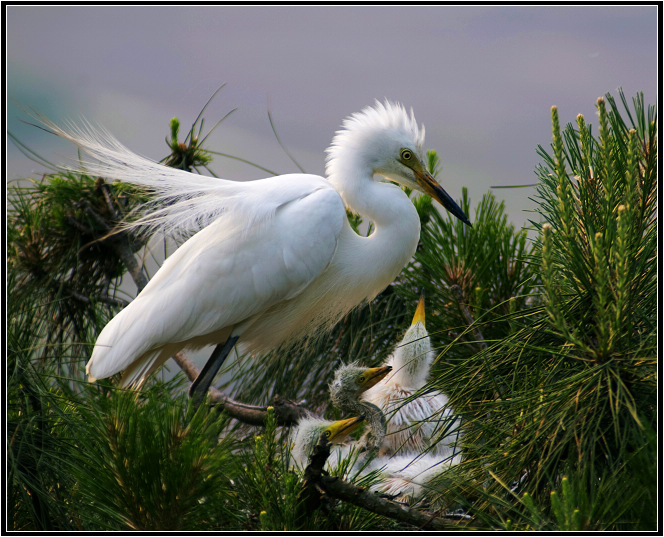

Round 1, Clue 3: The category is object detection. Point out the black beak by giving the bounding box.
[414,169,472,227]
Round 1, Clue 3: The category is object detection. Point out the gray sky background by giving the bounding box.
[7,4,659,232]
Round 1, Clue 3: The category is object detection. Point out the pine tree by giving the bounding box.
[7,89,656,530]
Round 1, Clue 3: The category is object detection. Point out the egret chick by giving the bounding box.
[289,415,364,469]
[41,101,471,405]
[363,298,461,461]
[329,363,392,452]
[329,362,457,501]
[289,411,447,502]
[366,452,450,501]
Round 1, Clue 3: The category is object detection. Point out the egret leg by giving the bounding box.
[188,335,239,407]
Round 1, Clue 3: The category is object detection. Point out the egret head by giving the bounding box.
[402,296,433,370]
[383,297,434,387]
[329,362,393,407]
[411,294,426,329]
[326,100,471,226]
[290,415,365,466]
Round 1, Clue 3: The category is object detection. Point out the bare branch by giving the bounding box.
[172,351,309,425]
[300,436,465,531]
[98,180,121,218]
[110,235,149,293]
[67,287,128,308]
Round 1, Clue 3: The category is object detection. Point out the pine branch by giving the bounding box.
[172,352,308,425]
[65,193,149,293]
[96,181,150,293]
[66,287,127,308]
[111,236,149,293]
[300,435,464,531]
[450,284,488,350]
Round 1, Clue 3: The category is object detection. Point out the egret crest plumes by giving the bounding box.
[326,101,425,184]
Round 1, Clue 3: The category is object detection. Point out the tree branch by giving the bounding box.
[297,433,332,521]
[300,436,464,531]
[172,351,309,426]
[67,286,128,308]
[110,235,149,293]
[450,284,488,350]
[95,180,150,292]
[68,196,150,294]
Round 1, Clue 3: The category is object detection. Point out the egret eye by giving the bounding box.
[400,149,413,161]
[357,375,366,384]
[324,430,331,438]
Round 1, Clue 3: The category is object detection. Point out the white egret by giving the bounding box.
[40,101,471,404]
[329,363,392,453]
[362,297,461,461]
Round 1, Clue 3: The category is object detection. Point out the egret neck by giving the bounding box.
[327,166,422,298]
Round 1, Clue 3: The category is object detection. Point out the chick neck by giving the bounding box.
[386,321,433,390]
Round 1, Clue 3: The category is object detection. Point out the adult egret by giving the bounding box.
[362,297,461,461]
[329,363,392,452]
[289,415,364,469]
[41,101,471,404]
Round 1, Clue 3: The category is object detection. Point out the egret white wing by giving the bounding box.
[87,180,346,380]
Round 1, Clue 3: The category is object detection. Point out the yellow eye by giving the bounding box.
[324,430,331,438]
[400,149,413,161]
[357,376,365,384]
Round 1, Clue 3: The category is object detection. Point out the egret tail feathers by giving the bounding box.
[35,115,253,237]
[119,349,172,389]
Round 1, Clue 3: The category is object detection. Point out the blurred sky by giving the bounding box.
[6,4,659,231]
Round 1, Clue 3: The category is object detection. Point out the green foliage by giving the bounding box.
[532,89,657,461]
[7,89,656,531]
[231,407,304,530]
[161,84,234,174]
[549,476,589,531]
[228,409,397,531]
[7,173,145,367]
[404,185,537,354]
[7,292,80,531]
[535,92,657,363]
[429,89,656,530]
[67,385,240,530]
[162,116,213,172]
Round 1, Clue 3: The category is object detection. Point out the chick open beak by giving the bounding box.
[360,366,393,391]
[414,168,472,227]
[326,415,365,443]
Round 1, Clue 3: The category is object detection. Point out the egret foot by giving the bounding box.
[189,335,239,408]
